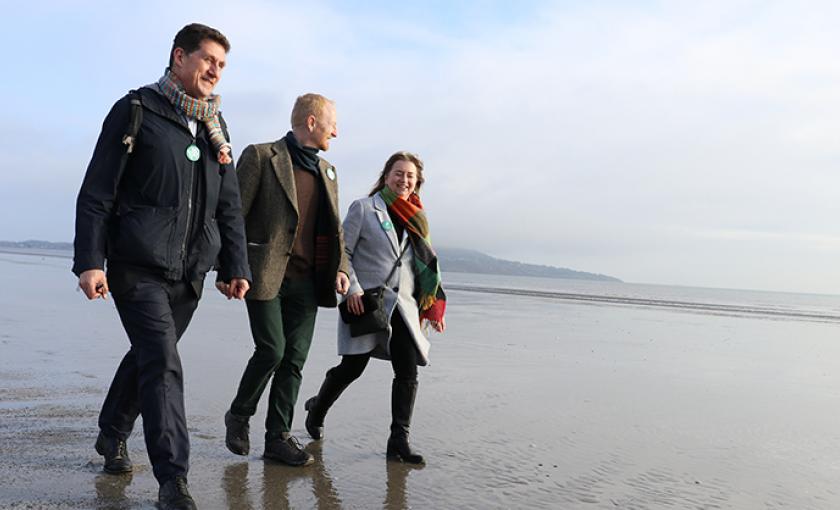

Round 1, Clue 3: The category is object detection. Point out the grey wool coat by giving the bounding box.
[338,194,431,365]
[236,138,349,302]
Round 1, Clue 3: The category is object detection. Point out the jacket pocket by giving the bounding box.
[112,205,176,269]
[193,218,222,274]
[246,242,270,270]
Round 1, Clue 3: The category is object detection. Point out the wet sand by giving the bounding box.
[3,251,840,508]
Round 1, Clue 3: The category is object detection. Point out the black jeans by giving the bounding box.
[99,274,198,484]
[230,278,318,439]
[327,311,419,386]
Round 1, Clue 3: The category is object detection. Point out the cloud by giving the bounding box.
[3,0,839,293]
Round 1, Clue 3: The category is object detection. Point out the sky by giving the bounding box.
[3,0,840,294]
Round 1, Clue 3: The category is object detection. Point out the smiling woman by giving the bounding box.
[304,150,446,465]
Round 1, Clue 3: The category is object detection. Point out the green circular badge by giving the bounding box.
[185,144,201,162]
[381,220,393,231]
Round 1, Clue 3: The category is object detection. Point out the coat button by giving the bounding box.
[393,286,399,292]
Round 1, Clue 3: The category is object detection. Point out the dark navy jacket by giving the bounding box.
[73,85,251,287]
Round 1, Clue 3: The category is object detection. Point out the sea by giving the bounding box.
[2,248,840,509]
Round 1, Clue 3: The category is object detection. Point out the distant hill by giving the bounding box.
[0,240,72,251]
[436,247,621,282]
[0,240,621,282]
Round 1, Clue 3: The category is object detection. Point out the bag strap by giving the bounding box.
[384,242,410,287]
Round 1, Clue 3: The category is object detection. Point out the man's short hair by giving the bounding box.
[291,94,334,129]
[168,23,230,68]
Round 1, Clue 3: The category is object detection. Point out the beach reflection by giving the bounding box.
[221,441,343,509]
[307,441,342,510]
[222,462,254,510]
[93,471,132,509]
[384,461,422,510]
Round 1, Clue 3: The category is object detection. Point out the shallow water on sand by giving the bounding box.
[2,252,840,508]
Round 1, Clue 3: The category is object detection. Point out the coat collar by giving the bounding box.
[269,139,298,215]
[318,158,341,221]
[269,139,339,218]
[372,193,404,255]
[137,86,193,133]
[372,192,387,211]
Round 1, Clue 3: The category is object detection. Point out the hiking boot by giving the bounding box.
[263,433,313,466]
[224,410,250,456]
[158,476,197,510]
[95,431,132,474]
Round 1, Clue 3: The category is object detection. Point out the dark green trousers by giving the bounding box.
[230,277,318,439]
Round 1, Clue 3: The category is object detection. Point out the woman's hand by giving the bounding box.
[428,317,446,333]
[347,291,365,315]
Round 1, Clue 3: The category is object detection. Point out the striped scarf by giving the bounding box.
[157,71,232,164]
[379,187,446,322]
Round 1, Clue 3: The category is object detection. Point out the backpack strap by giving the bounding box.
[122,90,143,154]
[113,91,143,214]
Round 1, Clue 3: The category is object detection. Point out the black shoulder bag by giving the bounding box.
[339,243,409,337]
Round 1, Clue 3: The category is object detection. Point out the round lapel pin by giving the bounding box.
[185,144,201,162]
[381,220,393,231]
[326,167,336,181]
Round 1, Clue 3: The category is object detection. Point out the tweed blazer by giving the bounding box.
[236,138,349,303]
[337,194,430,365]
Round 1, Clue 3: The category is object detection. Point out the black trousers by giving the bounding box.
[99,274,198,484]
[327,311,419,386]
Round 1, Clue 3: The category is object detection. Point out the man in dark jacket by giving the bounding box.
[73,23,251,510]
[221,94,350,466]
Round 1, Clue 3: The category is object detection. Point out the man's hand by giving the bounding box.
[335,272,350,295]
[79,269,109,300]
[215,278,249,299]
[229,278,250,299]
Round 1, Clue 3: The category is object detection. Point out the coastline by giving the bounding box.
[4,250,840,508]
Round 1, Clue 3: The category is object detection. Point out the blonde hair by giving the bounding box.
[291,93,334,129]
[368,152,425,196]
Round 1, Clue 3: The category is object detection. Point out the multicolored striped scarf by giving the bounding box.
[379,187,446,322]
[157,71,232,164]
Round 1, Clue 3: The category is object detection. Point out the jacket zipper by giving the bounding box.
[181,140,196,266]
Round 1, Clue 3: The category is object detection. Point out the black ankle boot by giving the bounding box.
[158,476,196,510]
[386,434,425,464]
[224,410,250,455]
[305,369,351,440]
[386,379,425,465]
[95,431,133,474]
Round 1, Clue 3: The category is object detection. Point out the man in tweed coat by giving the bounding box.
[220,93,350,466]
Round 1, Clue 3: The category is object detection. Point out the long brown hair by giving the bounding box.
[368,151,425,197]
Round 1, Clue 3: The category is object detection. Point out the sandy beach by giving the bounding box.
[3,250,840,509]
